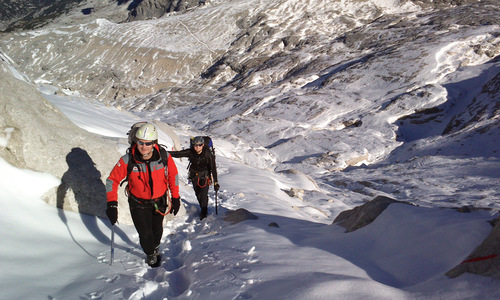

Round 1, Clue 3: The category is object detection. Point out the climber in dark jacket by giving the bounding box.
[169,136,219,220]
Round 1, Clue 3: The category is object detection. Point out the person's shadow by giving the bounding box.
[57,148,135,257]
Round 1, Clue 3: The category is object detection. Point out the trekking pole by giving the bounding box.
[215,190,218,215]
[110,224,115,266]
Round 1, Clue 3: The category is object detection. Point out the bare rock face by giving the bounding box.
[446,215,500,279]
[333,196,410,232]
[410,0,483,9]
[0,0,86,32]
[443,71,500,135]
[128,0,200,21]
[0,0,132,32]
[0,55,127,222]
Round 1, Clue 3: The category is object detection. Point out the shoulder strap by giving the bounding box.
[158,144,170,165]
[158,144,171,178]
[204,147,213,160]
[120,149,135,187]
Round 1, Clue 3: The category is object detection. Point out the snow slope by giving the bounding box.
[0,91,499,299]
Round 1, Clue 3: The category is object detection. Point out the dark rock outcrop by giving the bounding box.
[333,196,411,232]
[446,215,500,279]
[0,0,85,32]
[128,0,200,21]
[223,208,258,225]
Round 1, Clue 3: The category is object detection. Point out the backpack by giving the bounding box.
[127,121,147,145]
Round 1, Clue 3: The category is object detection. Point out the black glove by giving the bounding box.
[171,197,180,215]
[106,201,118,225]
[214,182,220,192]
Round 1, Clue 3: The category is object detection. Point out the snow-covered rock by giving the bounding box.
[0,53,125,221]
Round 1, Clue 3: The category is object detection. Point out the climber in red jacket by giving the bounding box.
[105,122,180,267]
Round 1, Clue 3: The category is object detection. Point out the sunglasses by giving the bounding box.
[194,144,204,147]
[137,140,154,146]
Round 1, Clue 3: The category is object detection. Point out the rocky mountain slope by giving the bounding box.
[0,0,87,32]
[1,0,498,180]
[0,0,499,280]
[0,0,206,32]
[1,0,498,188]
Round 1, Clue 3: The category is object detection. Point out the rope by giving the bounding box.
[461,254,498,264]
[195,175,211,188]
[154,190,172,216]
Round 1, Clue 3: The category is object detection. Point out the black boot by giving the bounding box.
[200,207,207,220]
[146,246,161,267]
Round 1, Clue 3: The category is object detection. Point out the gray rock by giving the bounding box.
[446,215,500,279]
[333,196,410,232]
[223,208,258,225]
[268,222,279,228]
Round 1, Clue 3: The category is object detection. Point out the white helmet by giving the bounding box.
[135,123,158,141]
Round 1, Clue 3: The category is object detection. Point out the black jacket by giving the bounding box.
[169,148,218,183]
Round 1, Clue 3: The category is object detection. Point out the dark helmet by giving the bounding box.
[193,136,204,145]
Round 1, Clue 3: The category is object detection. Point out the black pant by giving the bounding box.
[193,182,209,211]
[129,198,165,255]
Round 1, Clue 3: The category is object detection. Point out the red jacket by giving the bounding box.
[106,144,180,202]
